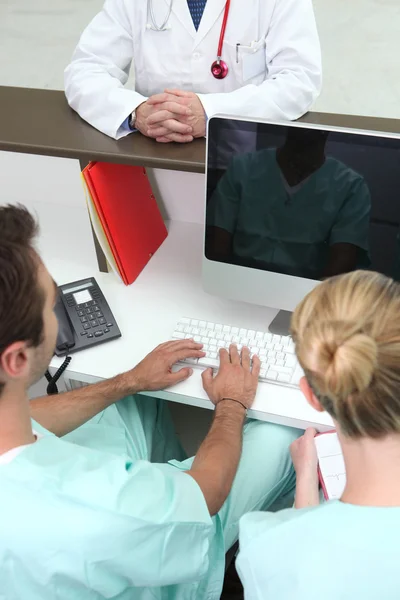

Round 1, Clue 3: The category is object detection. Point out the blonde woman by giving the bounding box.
[236,269,400,600]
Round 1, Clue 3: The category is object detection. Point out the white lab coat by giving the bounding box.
[64,0,322,140]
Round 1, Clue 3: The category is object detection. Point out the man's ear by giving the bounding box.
[299,376,325,413]
[0,342,30,383]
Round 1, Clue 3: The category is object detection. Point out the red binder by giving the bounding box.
[82,162,167,285]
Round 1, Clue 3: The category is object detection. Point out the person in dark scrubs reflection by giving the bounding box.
[206,128,371,280]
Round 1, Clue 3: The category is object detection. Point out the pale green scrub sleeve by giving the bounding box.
[207,155,245,232]
[329,177,371,250]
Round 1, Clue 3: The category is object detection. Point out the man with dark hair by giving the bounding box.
[0,204,299,600]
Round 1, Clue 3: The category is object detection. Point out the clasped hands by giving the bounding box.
[135,89,206,143]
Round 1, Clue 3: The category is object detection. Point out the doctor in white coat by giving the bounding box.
[65,0,322,143]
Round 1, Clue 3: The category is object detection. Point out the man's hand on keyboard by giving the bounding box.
[202,344,260,409]
[131,339,205,391]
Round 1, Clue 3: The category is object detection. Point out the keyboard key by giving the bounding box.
[200,328,208,337]
[83,323,91,330]
[268,351,276,359]
[278,373,291,383]
[257,340,265,349]
[224,334,233,342]
[223,325,231,333]
[183,357,198,365]
[99,317,106,325]
[80,331,87,336]
[251,347,259,355]
[248,330,256,339]
[208,331,216,339]
[267,370,278,380]
[201,337,209,344]
[94,331,103,337]
[173,331,185,339]
[273,365,293,374]
[87,333,93,338]
[199,321,206,328]
[274,344,283,352]
[181,317,191,324]
[95,312,103,318]
[276,359,285,366]
[285,355,297,368]
[264,333,273,343]
[260,369,267,378]
[198,357,219,369]
[217,340,225,348]
[215,324,223,331]
[209,351,218,359]
[255,331,264,340]
[276,352,285,360]
[272,335,281,344]
[192,328,200,335]
[185,334,192,339]
[194,335,201,342]
[239,328,247,337]
[184,326,192,334]
[89,314,95,320]
[231,327,239,335]
[206,322,214,330]
[106,322,113,327]
[191,319,199,326]
[177,324,185,332]
[104,328,110,333]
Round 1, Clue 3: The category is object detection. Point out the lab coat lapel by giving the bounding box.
[168,0,196,39]
[194,0,227,48]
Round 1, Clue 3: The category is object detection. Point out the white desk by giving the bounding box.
[49,218,334,432]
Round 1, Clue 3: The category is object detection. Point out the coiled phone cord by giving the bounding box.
[44,347,72,395]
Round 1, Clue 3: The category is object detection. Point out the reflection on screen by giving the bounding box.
[205,120,400,282]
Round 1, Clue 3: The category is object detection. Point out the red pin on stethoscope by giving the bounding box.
[211,0,231,79]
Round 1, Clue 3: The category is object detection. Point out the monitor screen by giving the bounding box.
[205,119,400,283]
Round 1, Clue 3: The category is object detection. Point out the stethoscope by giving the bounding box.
[146,0,231,80]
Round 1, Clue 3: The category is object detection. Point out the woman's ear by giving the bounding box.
[299,376,325,413]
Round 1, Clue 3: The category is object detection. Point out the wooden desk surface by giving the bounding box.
[1,86,400,173]
[0,86,205,173]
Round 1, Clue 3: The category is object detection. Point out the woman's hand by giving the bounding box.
[290,428,320,508]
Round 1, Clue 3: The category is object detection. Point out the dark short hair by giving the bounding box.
[0,205,44,394]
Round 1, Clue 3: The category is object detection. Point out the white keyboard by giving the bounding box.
[171,318,304,389]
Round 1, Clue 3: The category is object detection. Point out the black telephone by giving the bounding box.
[54,277,121,356]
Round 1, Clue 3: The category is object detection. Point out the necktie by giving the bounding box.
[187,0,207,30]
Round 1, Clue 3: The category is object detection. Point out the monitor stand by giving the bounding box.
[268,310,292,337]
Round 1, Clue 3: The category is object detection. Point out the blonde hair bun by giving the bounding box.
[307,321,378,399]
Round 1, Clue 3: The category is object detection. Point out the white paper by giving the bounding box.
[315,432,346,500]
[81,176,122,281]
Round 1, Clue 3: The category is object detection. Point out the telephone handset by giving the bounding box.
[54,277,121,356]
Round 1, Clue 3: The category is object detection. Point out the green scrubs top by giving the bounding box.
[237,501,400,600]
[208,149,371,278]
[0,403,219,600]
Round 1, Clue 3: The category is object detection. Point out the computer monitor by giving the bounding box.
[203,116,400,323]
